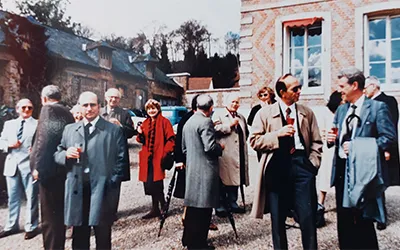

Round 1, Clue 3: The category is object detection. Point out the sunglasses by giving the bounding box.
[21,106,33,110]
[259,93,269,97]
[291,85,302,93]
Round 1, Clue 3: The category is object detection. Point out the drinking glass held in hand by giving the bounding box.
[66,143,83,163]
[326,125,338,145]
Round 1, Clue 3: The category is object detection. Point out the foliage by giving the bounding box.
[0,12,49,116]
[158,39,172,74]
[224,31,240,54]
[212,52,240,89]
[173,20,210,54]
[75,24,94,39]
[17,0,81,35]
[103,32,147,54]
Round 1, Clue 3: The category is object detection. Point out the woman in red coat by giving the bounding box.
[136,99,175,219]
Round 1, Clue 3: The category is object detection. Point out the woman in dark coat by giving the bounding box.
[247,86,276,126]
[137,99,175,219]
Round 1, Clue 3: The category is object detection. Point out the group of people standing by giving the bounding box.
[0,65,398,250]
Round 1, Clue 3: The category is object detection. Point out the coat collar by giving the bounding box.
[75,116,106,138]
[271,102,307,127]
[355,98,371,137]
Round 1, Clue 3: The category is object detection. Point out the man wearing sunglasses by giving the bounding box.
[250,74,322,249]
[0,99,39,240]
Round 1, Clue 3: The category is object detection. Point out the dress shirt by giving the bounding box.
[279,100,304,150]
[83,116,99,134]
[339,95,365,159]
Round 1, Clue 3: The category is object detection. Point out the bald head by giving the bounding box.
[79,92,100,122]
[105,88,121,108]
[196,94,214,116]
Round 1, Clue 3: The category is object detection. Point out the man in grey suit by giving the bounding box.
[327,67,396,249]
[182,94,224,249]
[30,85,75,249]
[0,99,39,240]
[54,91,128,249]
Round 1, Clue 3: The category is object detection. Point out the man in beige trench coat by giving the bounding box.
[213,94,249,215]
[249,74,322,249]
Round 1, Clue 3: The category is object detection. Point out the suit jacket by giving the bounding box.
[101,106,135,181]
[30,103,74,185]
[249,102,322,218]
[213,108,249,186]
[54,117,128,226]
[374,92,400,185]
[182,111,223,208]
[330,98,396,187]
[0,117,37,176]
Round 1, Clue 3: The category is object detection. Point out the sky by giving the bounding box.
[2,0,241,55]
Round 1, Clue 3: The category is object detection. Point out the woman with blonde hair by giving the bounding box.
[136,99,175,219]
[247,85,276,126]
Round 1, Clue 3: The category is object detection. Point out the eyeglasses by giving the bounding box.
[292,85,302,93]
[21,106,33,110]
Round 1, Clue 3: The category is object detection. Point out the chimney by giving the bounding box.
[82,43,87,51]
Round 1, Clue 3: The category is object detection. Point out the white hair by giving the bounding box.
[105,88,122,98]
[366,76,381,88]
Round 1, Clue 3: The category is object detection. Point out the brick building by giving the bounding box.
[240,0,400,116]
[0,10,183,109]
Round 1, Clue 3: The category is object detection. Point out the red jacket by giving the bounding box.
[137,115,175,182]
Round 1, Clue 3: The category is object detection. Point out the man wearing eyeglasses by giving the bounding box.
[250,74,322,249]
[0,99,39,240]
[55,91,127,249]
[100,88,134,219]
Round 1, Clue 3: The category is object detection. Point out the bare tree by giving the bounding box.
[75,24,95,39]
[224,31,240,54]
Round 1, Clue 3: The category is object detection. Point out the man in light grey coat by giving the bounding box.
[182,94,224,249]
[54,92,127,249]
[0,99,39,240]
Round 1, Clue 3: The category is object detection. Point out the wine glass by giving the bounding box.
[74,143,82,164]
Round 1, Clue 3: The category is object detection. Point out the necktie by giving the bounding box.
[347,104,357,139]
[286,108,296,154]
[85,123,92,137]
[17,120,25,141]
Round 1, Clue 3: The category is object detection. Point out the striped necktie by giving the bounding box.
[17,120,25,141]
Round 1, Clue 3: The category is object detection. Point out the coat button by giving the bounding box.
[73,191,78,195]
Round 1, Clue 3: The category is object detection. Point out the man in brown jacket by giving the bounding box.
[249,74,322,250]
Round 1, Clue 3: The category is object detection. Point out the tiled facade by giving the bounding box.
[240,0,400,112]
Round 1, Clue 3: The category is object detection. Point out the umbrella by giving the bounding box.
[158,167,178,237]
[220,184,239,239]
[239,184,246,211]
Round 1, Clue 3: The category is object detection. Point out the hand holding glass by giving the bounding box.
[74,143,82,163]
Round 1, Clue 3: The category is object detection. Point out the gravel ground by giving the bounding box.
[1,140,400,249]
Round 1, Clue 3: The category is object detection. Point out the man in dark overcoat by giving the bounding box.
[182,94,224,249]
[54,91,127,249]
[30,85,74,249]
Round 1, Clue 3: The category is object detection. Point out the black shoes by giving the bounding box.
[0,229,18,238]
[231,207,246,214]
[316,203,326,228]
[24,228,39,240]
[215,210,228,218]
[377,222,387,230]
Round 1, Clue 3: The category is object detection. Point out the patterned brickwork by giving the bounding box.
[240,0,393,107]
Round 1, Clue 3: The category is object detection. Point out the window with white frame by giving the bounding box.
[365,15,400,84]
[286,22,322,88]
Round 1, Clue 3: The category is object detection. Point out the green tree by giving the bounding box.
[17,0,79,34]
[158,39,172,74]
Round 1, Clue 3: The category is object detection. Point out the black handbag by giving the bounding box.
[162,151,174,170]
[161,119,175,171]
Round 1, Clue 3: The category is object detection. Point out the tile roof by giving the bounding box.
[0,10,180,87]
[188,77,213,90]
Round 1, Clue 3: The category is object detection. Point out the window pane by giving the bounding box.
[369,63,386,83]
[290,48,304,68]
[392,40,400,61]
[392,62,400,84]
[391,17,400,39]
[291,27,305,47]
[369,18,386,40]
[293,68,304,86]
[308,25,322,46]
[308,46,321,67]
[368,40,386,62]
[308,67,321,87]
